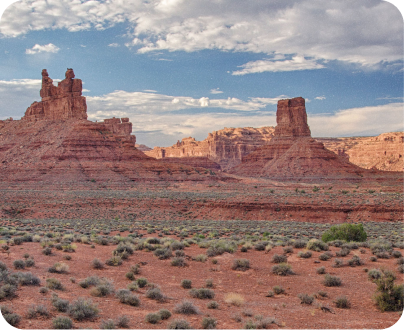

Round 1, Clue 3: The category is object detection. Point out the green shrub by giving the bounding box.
[298,293,314,305]
[136,277,148,288]
[146,287,164,301]
[373,269,404,312]
[271,254,287,263]
[46,278,64,290]
[348,255,363,267]
[90,282,114,297]
[116,289,140,306]
[100,319,116,329]
[205,279,214,288]
[105,256,122,266]
[181,279,192,289]
[68,298,99,321]
[323,274,342,287]
[273,285,285,295]
[202,317,217,329]
[13,259,25,270]
[4,312,21,326]
[232,259,250,271]
[168,319,191,329]
[271,263,294,276]
[298,251,312,259]
[158,309,172,320]
[145,313,161,324]
[52,316,74,329]
[48,262,69,274]
[207,301,219,309]
[52,294,70,312]
[25,258,35,267]
[306,239,329,252]
[26,304,50,319]
[189,288,215,299]
[334,296,351,309]
[171,257,186,267]
[92,258,104,269]
[322,223,367,243]
[116,315,130,328]
[174,300,199,314]
[316,266,326,274]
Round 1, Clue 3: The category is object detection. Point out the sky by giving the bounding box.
[0,0,403,148]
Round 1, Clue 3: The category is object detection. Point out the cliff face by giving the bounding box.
[0,69,222,185]
[230,97,366,180]
[144,126,275,170]
[317,132,403,172]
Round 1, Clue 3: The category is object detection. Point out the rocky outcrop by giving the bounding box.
[145,126,275,170]
[159,157,221,171]
[23,69,87,122]
[135,144,152,152]
[231,97,366,180]
[317,132,404,172]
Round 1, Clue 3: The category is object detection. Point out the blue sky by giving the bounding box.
[0,0,403,147]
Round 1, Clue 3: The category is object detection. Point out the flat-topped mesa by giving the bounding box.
[274,97,311,138]
[23,68,87,122]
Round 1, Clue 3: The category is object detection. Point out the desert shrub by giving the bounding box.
[90,282,114,297]
[0,284,17,299]
[370,256,378,262]
[254,243,266,251]
[125,271,135,280]
[195,254,208,262]
[39,287,48,294]
[115,315,130,328]
[397,257,404,265]
[316,266,326,274]
[266,290,274,297]
[52,316,74,329]
[306,239,329,252]
[158,309,172,320]
[336,247,350,257]
[232,259,250,271]
[46,278,64,290]
[207,301,219,309]
[293,239,307,248]
[116,289,140,306]
[68,298,99,321]
[272,263,294,276]
[130,264,141,275]
[146,313,161,324]
[298,293,314,305]
[189,288,215,299]
[322,223,367,243]
[100,319,115,329]
[317,291,328,298]
[25,258,35,267]
[271,254,287,263]
[4,312,22,326]
[127,282,138,291]
[16,272,41,286]
[170,241,185,251]
[298,251,312,259]
[136,277,148,288]
[205,279,214,288]
[256,316,277,329]
[244,320,256,329]
[42,247,52,255]
[319,253,331,261]
[181,279,192,289]
[174,300,199,314]
[168,319,191,329]
[283,246,293,254]
[376,252,390,259]
[52,294,70,312]
[202,317,217,329]
[373,269,404,312]
[334,296,351,309]
[332,258,344,268]
[224,293,244,306]
[48,262,69,274]
[92,258,104,269]
[13,259,25,270]
[0,261,7,271]
[368,269,383,281]
[175,250,185,257]
[370,239,393,255]
[105,256,122,266]
[79,275,101,288]
[392,250,402,258]
[146,287,164,301]
[323,274,342,287]
[398,265,404,274]
[171,257,187,267]
[26,304,50,319]
[273,285,284,295]
[154,248,173,260]
[348,255,363,267]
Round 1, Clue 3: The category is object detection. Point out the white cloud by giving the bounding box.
[108,43,119,47]
[315,96,326,100]
[25,43,60,54]
[1,1,402,68]
[210,88,223,94]
[233,55,325,75]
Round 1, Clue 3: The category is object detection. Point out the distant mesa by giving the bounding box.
[230,97,369,179]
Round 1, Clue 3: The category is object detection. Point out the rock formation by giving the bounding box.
[230,97,366,179]
[23,69,87,121]
[145,126,275,170]
[317,132,404,172]
[0,69,223,185]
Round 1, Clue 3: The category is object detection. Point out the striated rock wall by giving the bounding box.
[23,69,87,122]
[145,126,275,170]
[317,132,404,172]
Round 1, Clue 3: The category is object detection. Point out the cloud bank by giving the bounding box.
[25,43,60,54]
[1,0,402,69]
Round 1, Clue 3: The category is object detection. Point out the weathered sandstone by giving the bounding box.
[145,126,275,170]
[231,97,367,180]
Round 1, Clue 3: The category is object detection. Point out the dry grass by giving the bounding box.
[224,292,244,306]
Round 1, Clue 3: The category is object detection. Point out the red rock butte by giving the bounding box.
[231,97,371,179]
[0,69,222,186]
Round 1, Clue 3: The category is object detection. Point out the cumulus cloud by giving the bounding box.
[233,55,325,75]
[1,0,402,68]
[210,88,223,94]
[315,96,326,100]
[108,43,119,47]
[25,43,60,54]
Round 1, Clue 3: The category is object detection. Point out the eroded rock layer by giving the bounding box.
[231,97,367,179]
[145,126,275,170]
